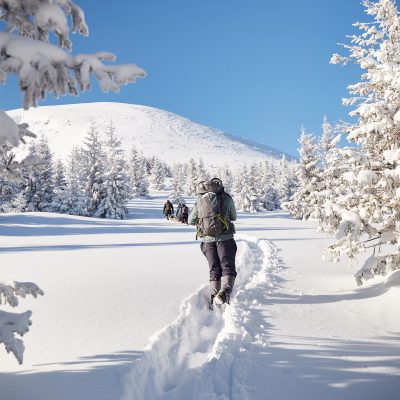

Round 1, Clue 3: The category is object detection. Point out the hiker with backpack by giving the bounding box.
[180,202,189,224]
[188,178,237,307]
[163,200,174,220]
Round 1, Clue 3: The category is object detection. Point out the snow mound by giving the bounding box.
[122,236,281,400]
[7,102,292,169]
[383,270,400,290]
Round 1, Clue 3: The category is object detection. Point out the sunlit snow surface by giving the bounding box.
[0,193,399,400]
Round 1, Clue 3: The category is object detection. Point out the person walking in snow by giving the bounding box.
[176,201,183,222]
[180,202,189,224]
[188,178,237,306]
[163,200,174,220]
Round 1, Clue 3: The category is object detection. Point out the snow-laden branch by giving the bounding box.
[0,110,36,147]
[0,0,88,51]
[0,110,49,179]
[0,281,44,364]
[0,310,32,364]
[0,32,146,109]
[0,281,44,307]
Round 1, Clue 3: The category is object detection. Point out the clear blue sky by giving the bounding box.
[1,0,366,157]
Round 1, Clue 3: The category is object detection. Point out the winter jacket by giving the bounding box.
[188,192,237,242]
[163,201,174,214]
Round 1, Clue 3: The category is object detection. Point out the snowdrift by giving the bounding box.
[122,236,281,400]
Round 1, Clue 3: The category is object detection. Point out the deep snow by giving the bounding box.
[0,194,399,399]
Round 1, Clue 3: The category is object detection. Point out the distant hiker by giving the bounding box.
[176,202,183,222]
[180,203,189,224]
[163,200,174,220]
[188,178,237,307]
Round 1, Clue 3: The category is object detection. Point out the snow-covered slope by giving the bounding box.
[7,102,291,168]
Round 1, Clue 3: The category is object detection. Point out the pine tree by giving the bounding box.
[0,145,19,211]
[98,122,130,219]
[171,163,186,203]
[259,160,280,211]
[283,128,321,219]
[32,135,54,211]
[327,0,400,284]
[310,119,342,225]
[186,158,198,195]
[13,141,39,212]
[197,158,209,182]
[149,158,166,191]
[52,159,67,212]
[81,124,107,216]
[217,165,234,194]
[128,146,149,198]
[63,146,87,215]
[276,156,298,207]
[233,164,260,212]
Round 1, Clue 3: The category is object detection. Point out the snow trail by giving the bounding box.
[122,236,281,400]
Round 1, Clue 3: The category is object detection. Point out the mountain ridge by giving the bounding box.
[7,102,294,168]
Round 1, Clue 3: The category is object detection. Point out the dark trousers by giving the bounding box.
[200,238,237,281]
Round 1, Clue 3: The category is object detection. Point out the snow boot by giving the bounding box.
[209,280,221,309]
[214,275,235,305]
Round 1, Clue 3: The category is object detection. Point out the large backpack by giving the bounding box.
[196,178,234,238]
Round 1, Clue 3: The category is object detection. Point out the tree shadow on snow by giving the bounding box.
[0,351,143,400]
[250,260,400,399]
[264,274,400,304]
[0,213,193,237]
[0,241,196,253]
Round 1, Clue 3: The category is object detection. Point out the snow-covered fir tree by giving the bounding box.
[97,122,130,219]
[149,157,166,191]
[171,162,186,203]
[63,146,87,215]
[233,164,260,212]
[326,0,400,285]
[11,141,40,212]
[310,119,342,225]
[0,0,145,363]
[51,159,67,212]
[82,125,107,217]
[283,128,321,219]
[277,157,298,206]
[197,158,209,182]
[259,160,280,211]
[31,135,54,211]
[216,165,234,195]
[0,145,19,211]
[320,116,336,169]
[128,146,149,198]
[186,158,199,195]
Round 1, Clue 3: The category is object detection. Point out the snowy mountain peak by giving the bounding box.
[8,102,292,168]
